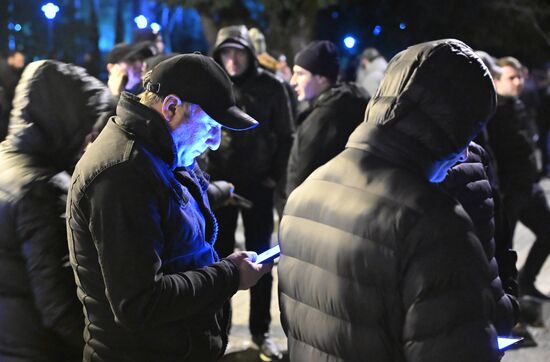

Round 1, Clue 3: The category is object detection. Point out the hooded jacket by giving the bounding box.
[442,142,519,335]
[208,25,293,185]
[279,39,500,362]
[0,60,113,361]
[285,82,369,194]
[66,93,240,361]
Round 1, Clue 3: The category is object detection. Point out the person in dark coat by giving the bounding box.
[279,39,501,361]
[66,54,271,362]
[489,56,550,301]
[286,40,370,195]
[0,60,113,361]
[0,50,25,141]
[208,25,293,361]
[441,141,519,335]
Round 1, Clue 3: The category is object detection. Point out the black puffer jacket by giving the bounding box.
[279,39,500,362]
[67,93,240,361]
[0,60,113,361]
[442,142,519,335]
[285,82,369,194]
[208,25,293,185]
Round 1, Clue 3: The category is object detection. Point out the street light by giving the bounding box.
[343,35,356,50]
[150,22,161,33]
[41,2,60,54]
[41,2,60,20]
[134,15,148,29]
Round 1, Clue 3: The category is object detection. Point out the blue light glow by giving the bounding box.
[41,2,60,20]
[14,24,22,32]
[373,25,382,36]
[8,23,14,30]
[399,22,407,30]
[134,15,148,29]
[150,22,161,33]
[343,36,356,49]
[331,11,339,19]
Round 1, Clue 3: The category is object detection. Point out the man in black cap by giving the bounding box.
[286,40,369,195]
[209,25,293,361]
[105,41,157,96]
[66,54,272,362]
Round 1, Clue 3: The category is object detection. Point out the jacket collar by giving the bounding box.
[115,92,177,169]
[346,121,436,179]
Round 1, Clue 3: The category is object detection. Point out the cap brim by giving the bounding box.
[208,106,259,131]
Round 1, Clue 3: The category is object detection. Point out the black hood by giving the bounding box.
[349,39,497,161]
[4,60,114,171]
[212,25,257,79]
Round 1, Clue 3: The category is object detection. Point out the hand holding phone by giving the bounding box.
[255,245,280,264]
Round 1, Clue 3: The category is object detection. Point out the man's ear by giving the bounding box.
[161,94,182,122]
[314,74,331,88]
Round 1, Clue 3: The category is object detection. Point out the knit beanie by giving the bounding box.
[294,40,339,82]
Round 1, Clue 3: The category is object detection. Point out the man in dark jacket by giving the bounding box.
[488,56,550,301]
[0,50,25,141]
[279,39,501,361]
[0,60,113,361]
[286,40,369,195]
[66,54,272,361]
[208,25,293,361]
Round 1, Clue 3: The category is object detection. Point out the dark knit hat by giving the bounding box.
[294,40,339,81]
[144,53,258,131]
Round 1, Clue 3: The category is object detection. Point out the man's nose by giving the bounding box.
[290,74,297,87]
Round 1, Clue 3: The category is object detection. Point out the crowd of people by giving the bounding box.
[0,24,550,362]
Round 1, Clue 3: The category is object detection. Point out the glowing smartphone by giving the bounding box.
[255,245,280,264]
[497,337,523,350]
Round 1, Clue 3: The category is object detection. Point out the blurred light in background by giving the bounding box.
[41,2,60,20]
[399,22,407,30]
[134,15,148,29]
[14,24,22,32]
[373,25,382,36]
[150,22,161,33]
[343,35,356,49]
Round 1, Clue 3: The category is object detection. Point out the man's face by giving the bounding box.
[495,65,524,97]
[290,65,327,102]
[122,59,144,89]
[220,47,250,77]
[169,104,222,167]
[8,52,25,69]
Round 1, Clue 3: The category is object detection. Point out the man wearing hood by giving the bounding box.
[0,60,114,361]
[279,39,501,361]
[208,24,293,361]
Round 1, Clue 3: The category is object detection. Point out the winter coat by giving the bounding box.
[442,142,519,335]
[209,25,293,186]
[485,95,538,194]
[285,82,369,194]
[0,60,113,361]
[278,39,500,362]
[66,92,240,362]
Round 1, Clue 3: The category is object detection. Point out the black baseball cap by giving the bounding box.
[106,41,157,65]
[144,53,258,131]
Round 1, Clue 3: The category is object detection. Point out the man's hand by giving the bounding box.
[226,251,273,290]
